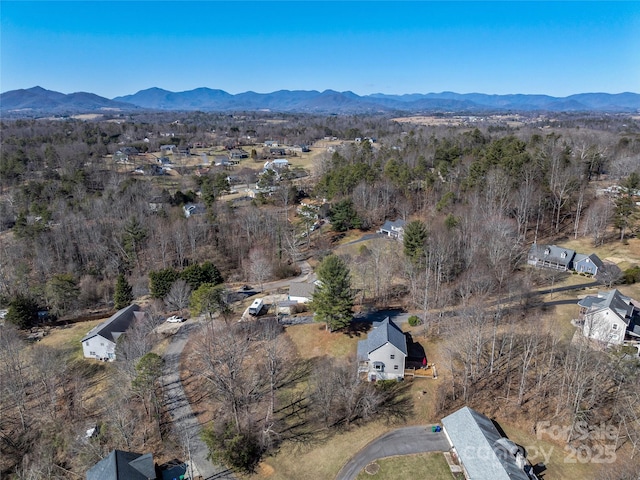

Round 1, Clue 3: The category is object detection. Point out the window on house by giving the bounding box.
[390,354,395,359]
[89,351,96,356]
[100,343,104,346]
[375,364,383,371]
[394,365,399,370]
[85,342,89,346]
[612,324,619,330]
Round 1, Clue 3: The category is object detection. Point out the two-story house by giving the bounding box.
[577,289,640,345]
[357,317,407,381]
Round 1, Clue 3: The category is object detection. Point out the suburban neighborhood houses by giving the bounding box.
[4,105,640,480]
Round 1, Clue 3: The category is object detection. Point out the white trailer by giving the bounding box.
[248,298,264,316]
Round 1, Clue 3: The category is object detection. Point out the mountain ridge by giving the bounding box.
[2,86,639,115]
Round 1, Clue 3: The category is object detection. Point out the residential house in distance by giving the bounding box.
[577,289,640,346]
[183,203,206,218]
[288,282,315,304]
[86,449,157,480]
[527,244,575,271]
[357,317,407,381]
[378,219,406,241]
[81,304,143,361]
[528,243,604,275]
[441,406,539,480]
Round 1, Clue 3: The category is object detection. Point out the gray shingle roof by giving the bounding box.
[357,317,407,361]
[380,219,406,232]
[573,253,604,269]
[86,450,156,480]
[289,282,315,299]
[528,244,575,268]
[577,289,635,325]
[81,304,140,343]
[442,406,532,480]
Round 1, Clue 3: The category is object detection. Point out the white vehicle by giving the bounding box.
[166,315,186,323]
[248,298,264,316]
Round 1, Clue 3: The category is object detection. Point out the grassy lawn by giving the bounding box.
[38,319,102,361]
[285,322,365,360]
[256,421,394,480]
[355,453,453,480]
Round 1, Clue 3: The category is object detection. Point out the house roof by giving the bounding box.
[528,244,575,267]
[442,406,531,480]
[380,219,406,232]
[577,289,635,325]
[289,282,315,299]
[357,317,407,360]
[573,253,604,269]
[81,304,141,344]
[86,450,156,480]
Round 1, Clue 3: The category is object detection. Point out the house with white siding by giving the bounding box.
[577,289,640,345]
[357,317,407,381]
[81,304,143,361]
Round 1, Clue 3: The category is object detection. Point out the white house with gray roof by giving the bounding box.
[378,219,406,241]
[441,406,538,480]
[357,317,407,381]
[288,282,315,304]
[81,304,143,361]
[577,289,640,345]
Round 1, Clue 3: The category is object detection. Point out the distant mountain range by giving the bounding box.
[2,86,640,116]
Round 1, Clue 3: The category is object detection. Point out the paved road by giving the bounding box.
[334,426,450,480]
[162,321,236,480]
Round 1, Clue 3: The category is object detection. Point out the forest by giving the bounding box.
[1,109,640,479]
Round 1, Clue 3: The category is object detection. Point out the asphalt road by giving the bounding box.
[334,426,450,480]
[162,321,236,480]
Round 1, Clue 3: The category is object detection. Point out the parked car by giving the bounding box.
[166,315,186,323]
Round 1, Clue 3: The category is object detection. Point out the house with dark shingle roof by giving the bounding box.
[357,317,407,381]
[577,289,640,345]
[527,244,576,271]
[86,449,157,480]
[573,252,604,276]
[377,219,406,241]
[441,406,539,480]
[81,304,143,361]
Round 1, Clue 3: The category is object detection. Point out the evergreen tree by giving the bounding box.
[114,274,134,309]
[311,255,354,331]
[6,295,39,329]
[329,198,361,232]
[149,267,179,298]
[403,220,428,264]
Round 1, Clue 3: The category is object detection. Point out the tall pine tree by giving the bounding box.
[311,255,354,332]
[114,274,134,309]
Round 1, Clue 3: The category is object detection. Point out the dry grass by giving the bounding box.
[37,319,103,360]
[354,452,453,480]
[501,425,599,480]
[284,323,364,360]
[255,421,394,480]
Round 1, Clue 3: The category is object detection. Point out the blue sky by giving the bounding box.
[2,1,639,98]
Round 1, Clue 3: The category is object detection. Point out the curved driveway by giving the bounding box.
[334,426,450,480]
[162,322,236,479]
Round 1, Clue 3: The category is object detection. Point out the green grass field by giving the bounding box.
[355,453,453,480]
